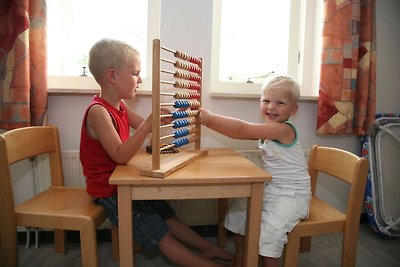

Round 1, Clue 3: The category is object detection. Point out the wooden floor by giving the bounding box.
[9,223,400,267]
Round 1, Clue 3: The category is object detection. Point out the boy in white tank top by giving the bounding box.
[199,75,311,267]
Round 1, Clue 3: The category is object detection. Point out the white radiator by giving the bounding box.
[33,149,266,226]
[33,151,86,193]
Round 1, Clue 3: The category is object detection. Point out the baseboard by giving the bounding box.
[17,229,112,245]
[17,225,222,245]
[18,215,367,245]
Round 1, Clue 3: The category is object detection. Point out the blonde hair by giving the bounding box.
[88,38,139,82]
[261,74,300,102]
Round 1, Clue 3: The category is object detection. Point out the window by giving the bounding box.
[47,0,160,93]
[211,0,323,98]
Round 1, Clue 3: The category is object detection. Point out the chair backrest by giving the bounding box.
[307,144,369,224]
[0,125,65,215]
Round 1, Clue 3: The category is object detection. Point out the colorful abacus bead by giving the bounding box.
[172,138,189,148]
[174,92,201,99]
[172,111,188,119]
[173,71,202,82]
[173,100,201,109]
[174,50,202,66]
[174,81,201,91]
[189,101,201,108]
[173,100,190,108]
[172,118,195,128]
[174,61,201,74]
[172,129,190,138]
[171,110,198,119]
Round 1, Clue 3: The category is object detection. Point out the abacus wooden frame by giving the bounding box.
[140,39,207,178]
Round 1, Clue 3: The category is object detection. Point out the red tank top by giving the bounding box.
[80,95,130,198]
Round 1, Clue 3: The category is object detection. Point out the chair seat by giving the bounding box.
[15,186,105,230]
[293,196,346,236]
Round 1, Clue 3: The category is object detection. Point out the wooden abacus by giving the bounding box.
[140,39,208,178]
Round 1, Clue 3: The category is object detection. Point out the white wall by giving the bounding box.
[45,0,400,211]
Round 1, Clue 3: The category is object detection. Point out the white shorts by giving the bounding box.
[224,185,310,258]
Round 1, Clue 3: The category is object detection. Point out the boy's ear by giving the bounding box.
[290,104,299,116]
[106,68,117,84]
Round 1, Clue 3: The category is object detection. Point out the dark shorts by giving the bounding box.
[94,195,175,250]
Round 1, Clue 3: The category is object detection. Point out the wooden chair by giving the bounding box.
[283,145,369,267]
[0,125,111,267]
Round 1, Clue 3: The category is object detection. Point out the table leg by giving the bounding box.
[244,183,264,267]
[118,186,134,267]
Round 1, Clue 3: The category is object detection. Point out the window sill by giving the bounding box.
[209,81,318,101]
[47,76,317,101]
[47,76,152,96]
[209,91,317,102]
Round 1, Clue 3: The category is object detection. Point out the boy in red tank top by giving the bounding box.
[80,38,232,267]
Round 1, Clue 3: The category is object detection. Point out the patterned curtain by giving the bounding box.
[317,0,376,136]
[0,0,47,130]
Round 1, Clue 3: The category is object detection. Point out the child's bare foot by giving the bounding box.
[201,245,234,261]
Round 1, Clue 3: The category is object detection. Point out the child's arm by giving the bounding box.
[125,104,173,130]
[86,104,152,164]
[125,103,146,129]
[198,108,295,144]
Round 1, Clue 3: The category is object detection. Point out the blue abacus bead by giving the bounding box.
[173,100,190,108]
[172,111,188,119]
[173,119,188,128]
[173,129,189,138]
[173,138,189,148]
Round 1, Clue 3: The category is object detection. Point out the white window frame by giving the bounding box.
[210,0,323,99]
[47,0,160,94]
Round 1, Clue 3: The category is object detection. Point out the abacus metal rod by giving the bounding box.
[161,45,175,54]
[160,92,176,96]
[159,138,198,152]
[160,123,174,129]
[159,128,197,140]
[160,102,176,106]
[159,143,176,151]
[160,134,175,140]
[161,80,175,85]
[160,114,172,118]
[161,69,175,75]
[161,58,175,65]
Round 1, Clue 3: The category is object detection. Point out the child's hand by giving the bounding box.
[198,107,212,126]
[160,108,173,125]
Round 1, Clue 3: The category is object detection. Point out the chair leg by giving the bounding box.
[341,230,359,267]
[0,229,18,267]
[54,229,66,254]
[218,198,229,247]
[283,232,301,267]
[80,222,98,267]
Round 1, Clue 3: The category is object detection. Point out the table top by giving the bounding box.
[109,148,271,186]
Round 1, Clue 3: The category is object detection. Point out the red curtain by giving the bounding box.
[0,0,47,130]
[317,0,376,136]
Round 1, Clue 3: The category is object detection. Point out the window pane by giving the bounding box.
[219,0,291,83]
[47,0,148,77]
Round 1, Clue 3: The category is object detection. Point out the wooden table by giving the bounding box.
[109,148,271,267]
